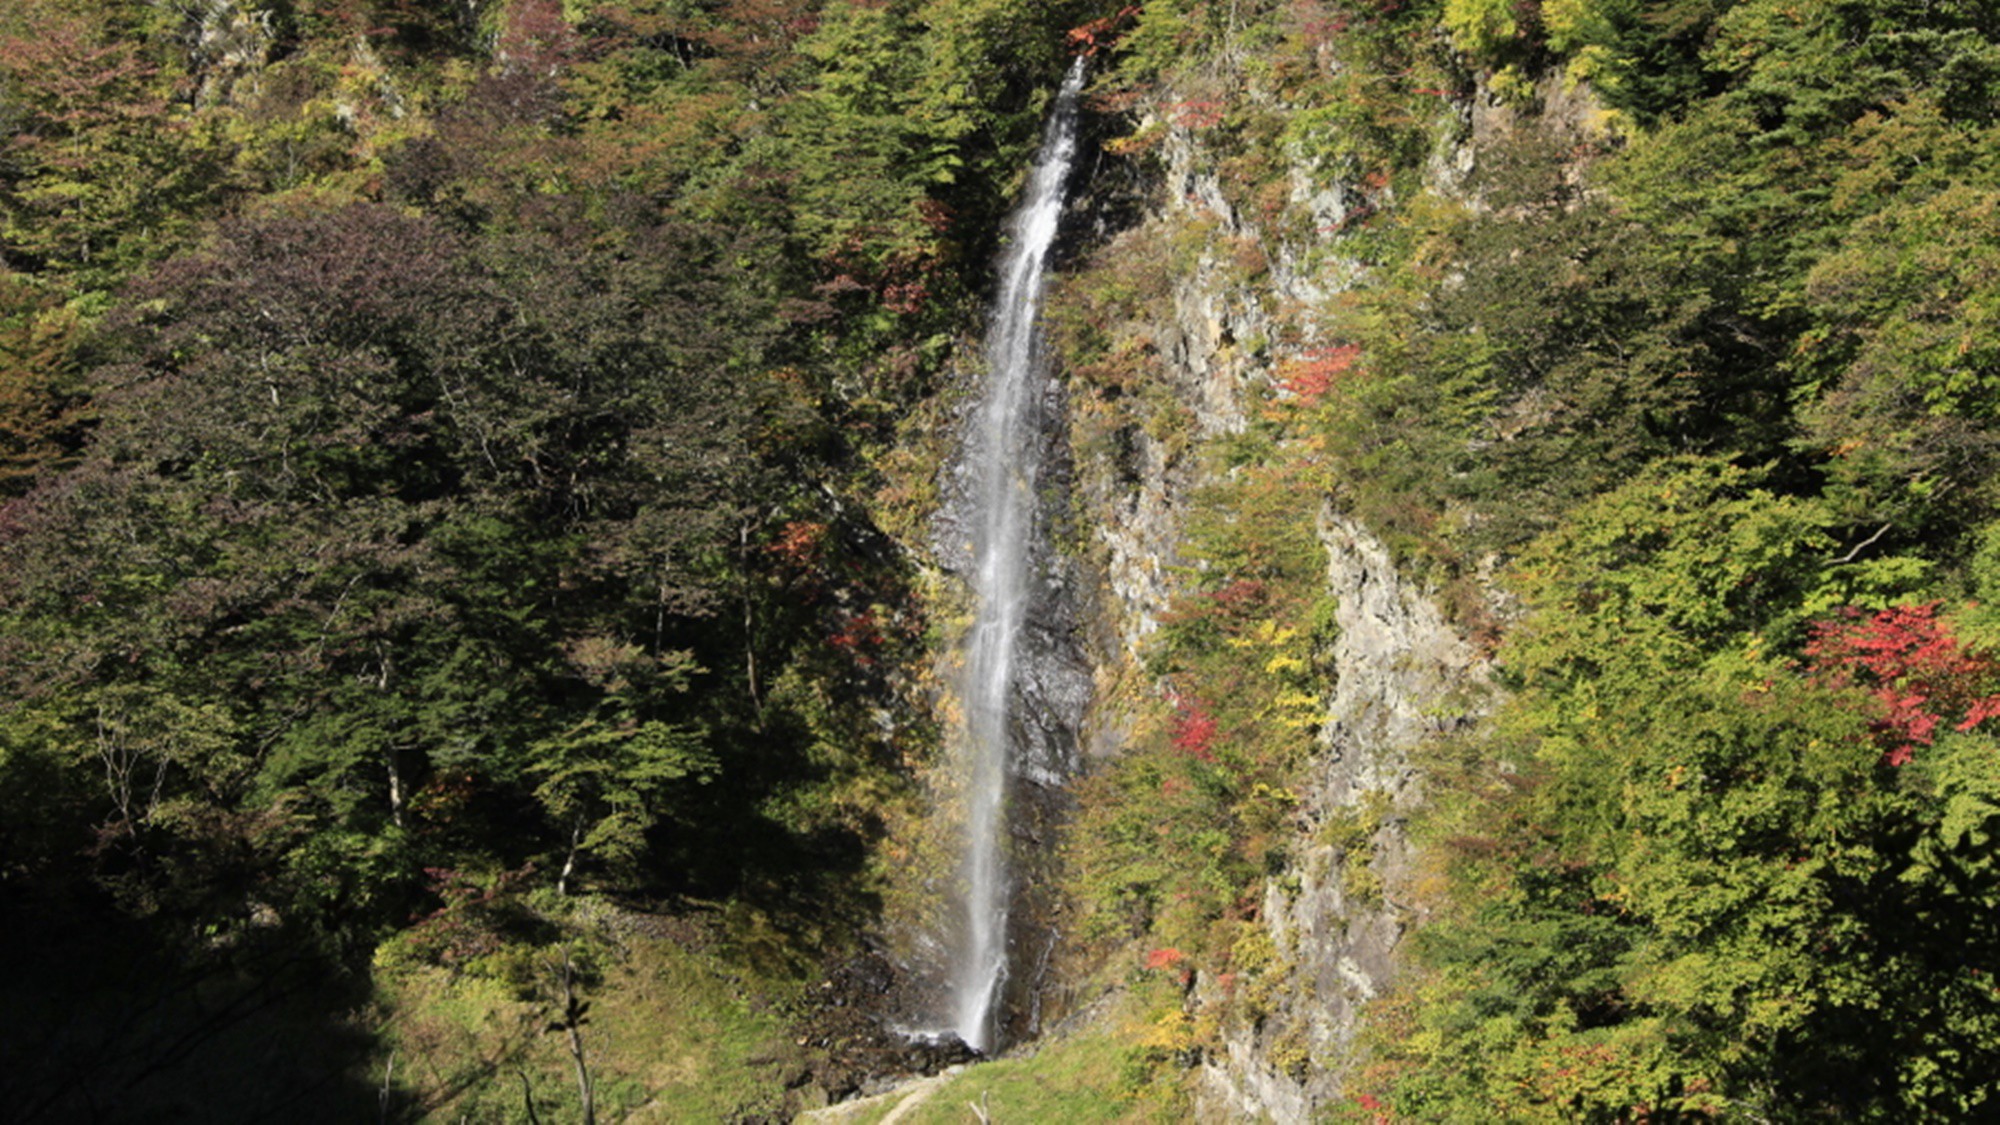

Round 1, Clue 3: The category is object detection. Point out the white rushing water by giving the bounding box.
[947,57,1088,1055]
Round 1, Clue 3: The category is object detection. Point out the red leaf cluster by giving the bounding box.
[1279,343,1362,404]
[1805,602,2000,766]
[1210,577,1270,616]
[1067,6,1140,56]
[1292,1,1352,48]
[820,235,943,319]
[1170,697,1219,762]
[1171,99,1226,130]
[826,608,882,666]
[496,0,578,79]
[881,280,930,316]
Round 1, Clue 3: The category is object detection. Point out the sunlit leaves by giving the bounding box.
[0,0,224,286]
[1797,186,2000,530]
[531,717,717,884]
[0,272,81,495]
[1503,458,1832,687]
[1805,602,2000,766]
[1392,452,2000,1114]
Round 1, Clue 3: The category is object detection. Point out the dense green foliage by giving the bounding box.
[9,0,2000,1117]
[1323,1,2000,1109]
[0,0,1116,1114]
[1376,463,2000,1117]
[1042,0,2000,1118]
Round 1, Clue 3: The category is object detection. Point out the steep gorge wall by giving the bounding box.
[1055,72,1502,1120]
[856,46,1585,1114]
[1197,509,1487,1119]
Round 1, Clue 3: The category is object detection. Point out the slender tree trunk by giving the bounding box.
[386,746,407,829]
[558,950,594,1125]
[376,644,407,828]
[518,1069,542,1125]
[740,519,763,729]
[377,1051,396,1124]
[557,820,581,896]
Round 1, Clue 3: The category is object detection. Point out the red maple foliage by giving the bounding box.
[1067,6,1140,55]
[1170,99,1227,130]
[826,608,882,665]
[1210,577,1270,617]
[767,520,827,570]
[1804,602,2000,766]
[1279,343,1362,404]
[1170,696,1219,762]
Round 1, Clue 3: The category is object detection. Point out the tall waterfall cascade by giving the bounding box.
[944,57,1088,1056]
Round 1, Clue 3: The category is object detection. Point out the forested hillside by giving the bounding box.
[0,0,1095,1117]
[1035,1,2000,1118]
[4,0,2000,1120]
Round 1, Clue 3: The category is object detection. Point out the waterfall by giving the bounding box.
[945,56,1088,1056]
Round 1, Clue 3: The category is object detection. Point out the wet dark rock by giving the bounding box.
[789,951,979,1104]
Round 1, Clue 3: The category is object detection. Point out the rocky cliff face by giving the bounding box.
[1059,83,1495,1120]
[1196,510,1486,1121]
[1083,118,1281,666]
[829,51,1557,1117]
